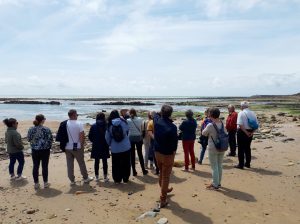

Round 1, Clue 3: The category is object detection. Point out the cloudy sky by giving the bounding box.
[0,0,299,97]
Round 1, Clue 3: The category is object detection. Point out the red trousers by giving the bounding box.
[182,140,195,169]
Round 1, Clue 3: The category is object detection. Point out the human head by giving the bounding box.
[33,114,46,126]
[204,108,210,117]
[108,110,120,124]
[96,112,105,121]
[185,109,194,119]
[68,109,78,120]
[120,109,129,117]
[3,118,18,128]
[228,104,235,113]
[148,111,156,120]
[129,108,137,118]
[209,107,220,119]
[161,104,173,119]
[240,101,249,110]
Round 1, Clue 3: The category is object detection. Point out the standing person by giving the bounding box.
[3,118,26,180]
[179,110,197,171]
[105,110,131,184]
[27,114,53,189]
[154,105,178,208]
[235,101,259,169]
[147,111,159,175]
[56,109,93,186]
[226,105,238,157]
[143,111,154,169]
[120,109,130,120]
[202,108,227,190]
[88,112,110,182]
[127,109,148,176]
[198,109,212,165]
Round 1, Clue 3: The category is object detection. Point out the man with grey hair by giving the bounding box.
[235,101,259,169]
[226,104,238,156]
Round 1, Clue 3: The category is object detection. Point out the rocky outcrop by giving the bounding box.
[93,101,155,106]
[3,100,60,105]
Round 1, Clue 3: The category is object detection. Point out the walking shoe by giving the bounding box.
[167,187,173,193]
[150,164,154,170]
[104,176,109,183]
[83,176,94,183]
[15,175,27,181]
[244,164,251,168]
[160,200,169,208]
[44,182,50,188]
[206,183,219,191]
[227,152,236,157]
[10,175,16,181]
[143,170,148,175]
[34,183,40,190]
[181,168,189,172]
[198,161,202,165]
[133,171,137,176]
[70,181,76,186]
[95,176,100,182]
[234,165,244,169]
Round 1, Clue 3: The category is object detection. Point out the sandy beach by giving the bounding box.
[0,112,299,224]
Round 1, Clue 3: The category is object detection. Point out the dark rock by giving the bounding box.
[93,101,155,106]
[3,100,60,105]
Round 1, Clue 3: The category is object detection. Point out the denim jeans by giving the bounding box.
[9,151,25,176]
[208,150,225,187]
[199,144,207,162]
[32,150,50,183]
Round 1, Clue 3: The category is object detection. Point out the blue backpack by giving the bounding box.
[244,112,259,130]
[211,122,229,152]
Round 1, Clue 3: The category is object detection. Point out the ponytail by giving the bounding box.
[33,114,45,126]
[3,118,17,127]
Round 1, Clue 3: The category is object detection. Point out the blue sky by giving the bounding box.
[0,0,299,96]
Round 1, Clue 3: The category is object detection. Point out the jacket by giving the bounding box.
[154,115,178,155]
[88,120,110,159]
[55,120,68,151]
[5,127,24,154]
[179,118,197,140]
[226,111,238,132]
[27,126,53,151]
[105,118,131,154]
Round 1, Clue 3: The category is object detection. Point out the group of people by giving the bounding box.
[3,101,258,207]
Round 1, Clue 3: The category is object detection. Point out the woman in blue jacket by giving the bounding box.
[105,110,131,184]
[89,112,110,182]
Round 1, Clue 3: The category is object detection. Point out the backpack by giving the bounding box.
[211,122,229,152]
[244,112,259,130]
[112,124,124,142]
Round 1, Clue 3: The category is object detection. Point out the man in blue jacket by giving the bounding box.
[154,105,178,208]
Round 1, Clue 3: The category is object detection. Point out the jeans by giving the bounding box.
[143,138,153,167]
[182,140,195,169]
[32,150,50,183]
[208,150,224,187]
[94,158,108,177]
[9,152,25,176]
[65,149,89,182]
[111,150,131,183]
[130,140,146,174]
[228,130,237,155]
[237,129,253,167]
[199,144,207,163]
[155,152,175,202]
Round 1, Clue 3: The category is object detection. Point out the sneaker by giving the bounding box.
[104,176,109,183]
[10,175,16,181]
[34,183,40,190]
[95,176,100,182]
[15,175,27,181]
[150,164,154,170]
[181,168,189,172]
[70,181,76,186]
[83,176,94,183]
[44,182,50,188]
[198,161,202,165]
[234,165,244,170]
[143,170,148,175]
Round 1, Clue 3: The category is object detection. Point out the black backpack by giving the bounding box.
[112,124,124,142]
[211,122,229,152]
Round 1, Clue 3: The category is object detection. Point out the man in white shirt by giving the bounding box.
[65,109,93,185]
[235,101,258,169]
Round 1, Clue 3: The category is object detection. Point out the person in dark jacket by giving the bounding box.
[179,110,197,171]
[198,108,212,165]
[3,118,26,180]
[154,105,178,208]
[88,112,110,182]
